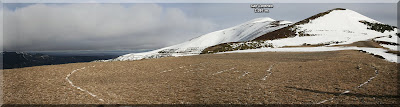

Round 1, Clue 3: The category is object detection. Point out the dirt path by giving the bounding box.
[316,65,380,104]
[3,63,103,104]
[65,65,105,102]
[3,50,399,104]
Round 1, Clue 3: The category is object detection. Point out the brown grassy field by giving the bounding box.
[2,50,399,104]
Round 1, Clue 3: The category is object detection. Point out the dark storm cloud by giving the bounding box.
[2,3,216,51]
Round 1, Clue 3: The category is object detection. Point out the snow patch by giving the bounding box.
[239,71,251,78]
[374,35,399,51]
[262,64,275,80]
[374,36,399,43]
[380,44,398,51]
[212,68,235,75]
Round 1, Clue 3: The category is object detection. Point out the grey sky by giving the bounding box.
[2,3,398,51]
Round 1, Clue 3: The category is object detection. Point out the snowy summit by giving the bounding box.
[253,8,398,47]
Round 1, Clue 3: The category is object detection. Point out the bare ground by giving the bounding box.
[2,50,399,104]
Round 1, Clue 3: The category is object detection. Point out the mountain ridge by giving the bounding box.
[110,17,292,61]
[201,8,398,55]
[2,52,118,69]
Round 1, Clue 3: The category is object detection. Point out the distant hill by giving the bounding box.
[109,17,292,61]
[1,52,118,69]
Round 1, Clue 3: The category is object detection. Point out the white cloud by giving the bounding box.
[3,3,216,51]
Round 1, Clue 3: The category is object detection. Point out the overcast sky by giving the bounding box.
[2,3,398,51]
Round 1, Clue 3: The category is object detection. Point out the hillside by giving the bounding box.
[3,50,399,104]
[253,8,397,47]
[201,8,398,63]
[109,18,291,61]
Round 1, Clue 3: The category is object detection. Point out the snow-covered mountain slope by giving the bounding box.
[110,17,291,61]
[200,8,398,63]
[203,8,398,54]
[254,8,398,47]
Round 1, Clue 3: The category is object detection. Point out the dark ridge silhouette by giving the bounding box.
[1,52,118,69]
